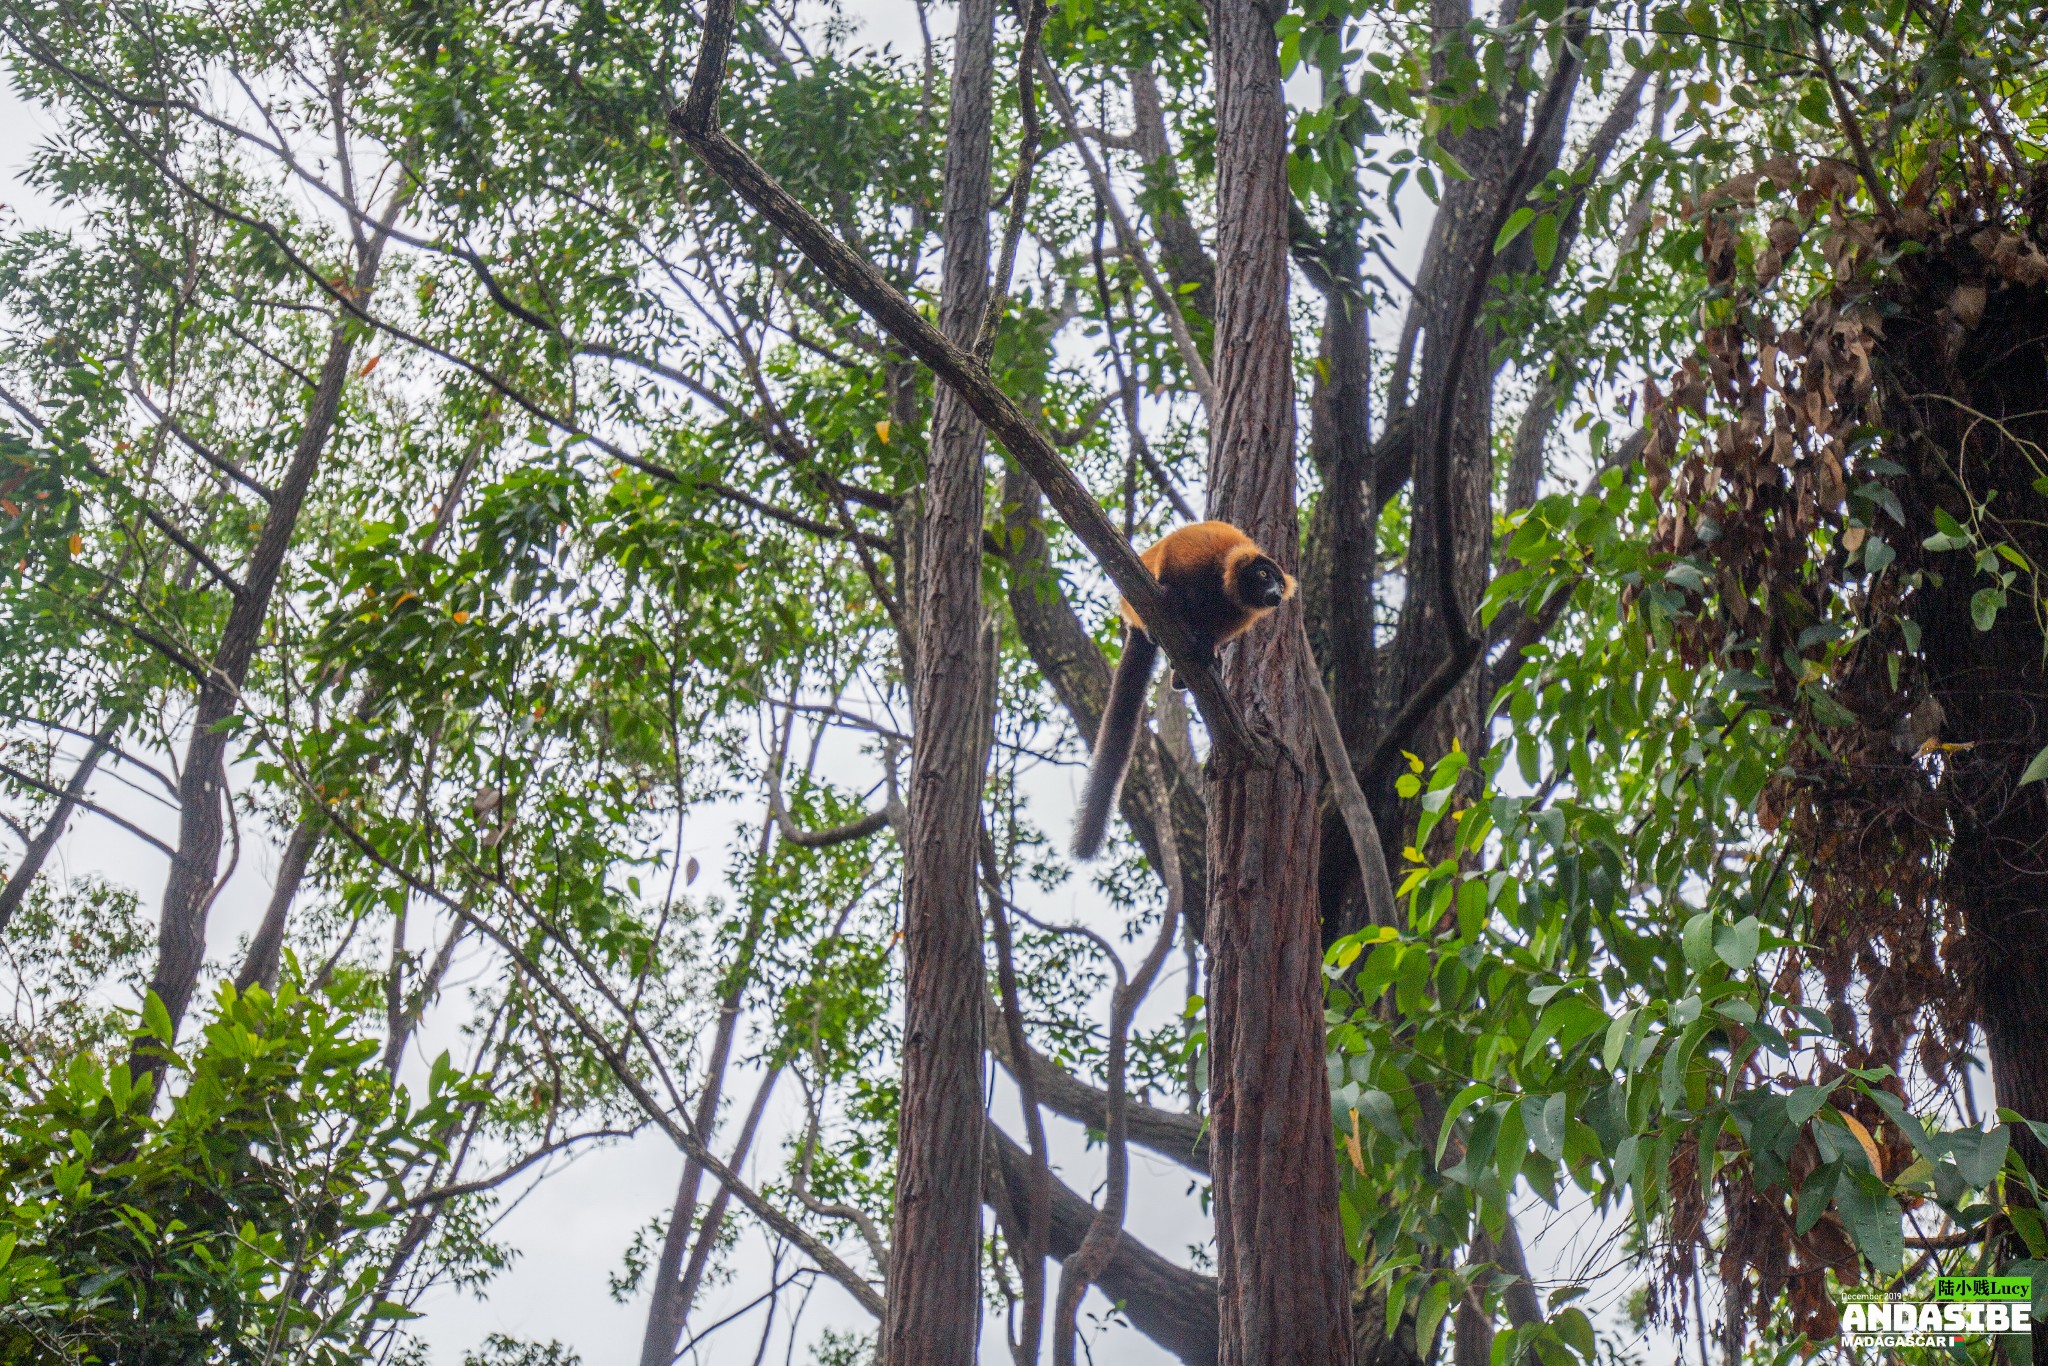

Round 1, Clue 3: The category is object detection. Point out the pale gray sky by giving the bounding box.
[0,6,1497,1363]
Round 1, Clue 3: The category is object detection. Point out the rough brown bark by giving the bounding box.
[1377,173,1509,783]
[880,0,998,1355]
[1205,0,1353,1360]
[1373,8,1585,796]
[1301,259,1386,944]
[1129,65,1217,325]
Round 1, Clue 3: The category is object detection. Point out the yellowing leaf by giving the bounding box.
[875,419,891,445]
[452,610,471,624]
[358,355,380,378]
[1346,1109,1366,1174]
[1838,1109,1885,1178]
[67,533,82,555]
[1404,751,1425,774]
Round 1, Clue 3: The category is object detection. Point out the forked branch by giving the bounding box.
[669,0,1266,766]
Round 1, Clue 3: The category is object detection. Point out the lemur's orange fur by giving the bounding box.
[1117,520,1299,648]
[1072,521,1297,860]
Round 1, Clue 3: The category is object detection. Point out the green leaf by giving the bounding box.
[1663,561,1709,593]
[1438,1083,1492,1165]
[1971,586,2006,631]
[1947,1125,2011,1189]
[1794,1162,1839,1235]
[1603,1009,1638,1069]
[1496,1099,1528,1186]
[1714,916,1761,971]
[1532,212,1560,270]
[1837,1177,1905,1273]
[1553,1306,1597,1359]
[2021,744,2048,786]
[1495,207,1538,253]
[1806,690,1859,727]
[1787,1080,1841,1126]
[140,991,174,1046]
[1415,1278,1453,1356]
[1532,1092,1568,1162]
[1681,911,1717,974]
[1359,1089,1405,1142]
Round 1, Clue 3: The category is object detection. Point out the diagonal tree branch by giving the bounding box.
[0,718,121,933]
[669,0,1267,767]
[984,992,1209,1169]
[987,1126,1219,1365]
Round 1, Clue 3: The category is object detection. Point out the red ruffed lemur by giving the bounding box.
[1070,520,1297,860]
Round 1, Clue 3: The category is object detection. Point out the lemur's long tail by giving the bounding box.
[1071,630,1159,861]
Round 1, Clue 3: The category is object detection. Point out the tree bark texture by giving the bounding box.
[1205,0,1353,1360]
[1303,277,1383,945]
[881,0,997,1356]
[145,321,362,1045]
[1378,160,1508,790]
[232,817,320,993]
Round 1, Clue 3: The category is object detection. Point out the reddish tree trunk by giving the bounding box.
[1205,0,1354,1360]
[881,0,996,1357]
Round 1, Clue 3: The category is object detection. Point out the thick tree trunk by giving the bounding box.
[1375,2,1584,798]
[1379,164,1507,784]
[143,323,361,1046]
[1129,65,1217,326]
[1303,271,1382,945]
[881,0,997,1357]
[139,184,403,1052]
[1205,0,1353,1360]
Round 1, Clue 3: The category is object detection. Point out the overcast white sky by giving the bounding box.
[0,6,1683,1364]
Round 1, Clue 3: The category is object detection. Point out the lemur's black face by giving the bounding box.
[1236,556,1288,609]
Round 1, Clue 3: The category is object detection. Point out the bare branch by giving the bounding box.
[1041,59,1219,418]
[0,757,176,862]
[0,720,119,932]
[1296,618,1398,931]
[670,10,1267,766]
[405,1128,644,1208]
